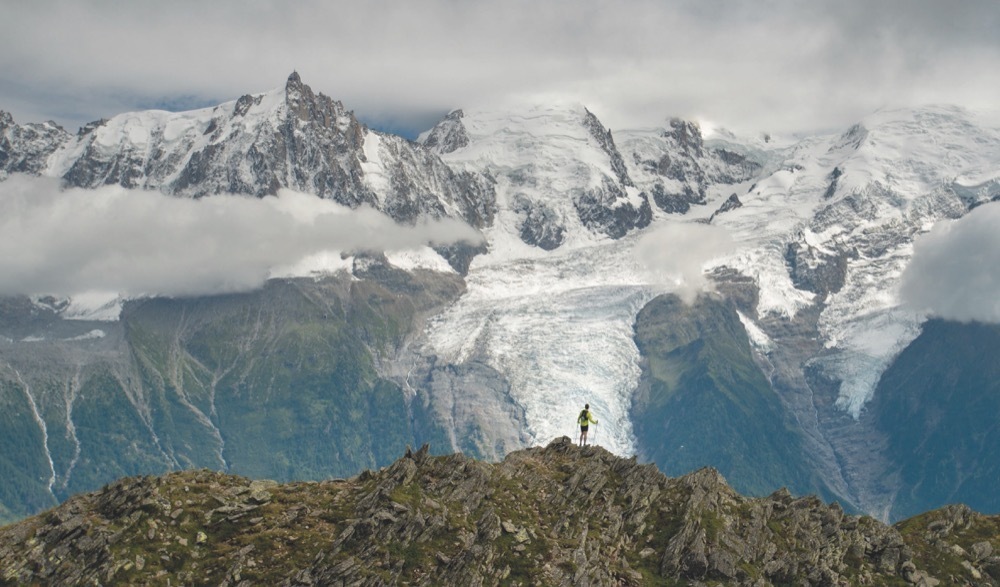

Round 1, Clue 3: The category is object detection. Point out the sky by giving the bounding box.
[1,0,999,138]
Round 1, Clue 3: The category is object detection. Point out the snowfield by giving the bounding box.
[427,234,660,456]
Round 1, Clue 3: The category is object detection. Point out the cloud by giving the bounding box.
[900,201,1000,323]
[636,222,735,303]
[1,0,998,136]
[0,175,481,298]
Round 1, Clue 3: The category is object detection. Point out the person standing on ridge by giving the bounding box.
[578,403,598,446]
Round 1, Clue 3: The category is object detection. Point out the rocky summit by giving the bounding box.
[2,438,998,586]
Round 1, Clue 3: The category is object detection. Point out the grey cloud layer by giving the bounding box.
[636,222,735,304]
[1,0,998,134]
[0,176,481,297]
[900,202,1000,324]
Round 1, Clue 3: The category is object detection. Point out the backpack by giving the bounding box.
[578,409,589,425]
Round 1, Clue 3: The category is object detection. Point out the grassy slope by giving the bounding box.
[632,293,829,499]
[871,319,1000,521]
[0,271,459,521]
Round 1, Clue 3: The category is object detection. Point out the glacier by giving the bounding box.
[426,235,661,456]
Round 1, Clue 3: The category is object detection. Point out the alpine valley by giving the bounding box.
[1,72,999,530]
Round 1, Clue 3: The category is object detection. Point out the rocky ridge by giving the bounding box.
[3,437,999,586]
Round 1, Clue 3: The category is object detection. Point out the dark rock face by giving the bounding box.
[583,108,634,189]
[658,119,707,186]
[0,111,69,176]
[712,148,763,184]
[571,109,653,240]
[3,438,978,586]
[629,118,763,216]
[433,241,489,275]
[824,166,843,199]
[421,109,470,154]
[709,192,743,221]
[632,119,710,215]
[650,181,702,214]
[574,177,653,239]
[784,238,856,298]
[514,194,565,250]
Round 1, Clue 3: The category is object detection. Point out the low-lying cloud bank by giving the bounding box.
[636,222,735,303]
[0,175,482,298]
[900,201,1000,324]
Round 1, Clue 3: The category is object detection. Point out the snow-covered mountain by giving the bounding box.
[1,73,495,232]
[421,103,653,250]
[2,75,1000,522]
[415,101,1000,516]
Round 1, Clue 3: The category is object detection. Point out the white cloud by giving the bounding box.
[900,201,1000,323]
[636,222,735,303]
[0,175,481,298]
[1,0,998,136]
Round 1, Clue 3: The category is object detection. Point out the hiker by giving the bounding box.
[577,403,598,446]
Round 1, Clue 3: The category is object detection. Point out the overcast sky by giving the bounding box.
[1,0,999,137]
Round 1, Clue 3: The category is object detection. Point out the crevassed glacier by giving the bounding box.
[426,236,657,456]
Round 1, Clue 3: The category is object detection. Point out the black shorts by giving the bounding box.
[580,425,589,432]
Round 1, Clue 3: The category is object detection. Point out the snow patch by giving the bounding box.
[64,329,106,341]
[738,311,773,352]
[360,131,390,197]
[386,247,455,273]
[269,250,354,280]
[61,292,123,321]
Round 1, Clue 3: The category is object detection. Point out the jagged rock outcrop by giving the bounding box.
[421,109,470,155]
[575,109,653,238]
[0,111,69,176]
[784,238,856,298]
[4,438,994,586]
[513,194,565,250]
[709,192,742,221]
[622,118,763,215]
[573,176,653,240]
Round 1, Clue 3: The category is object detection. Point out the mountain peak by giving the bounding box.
[421,108,469,154]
